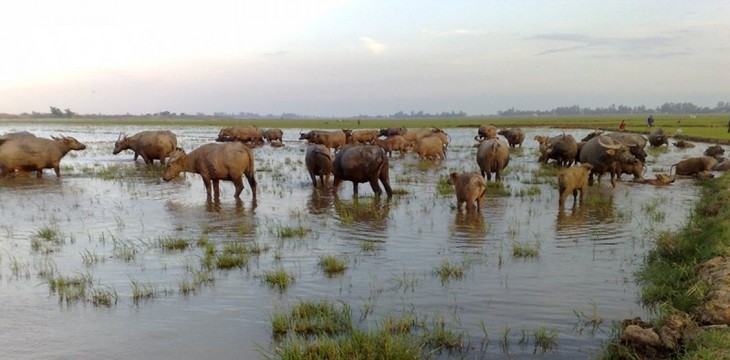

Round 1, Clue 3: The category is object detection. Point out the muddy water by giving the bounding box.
[0,124,711,359]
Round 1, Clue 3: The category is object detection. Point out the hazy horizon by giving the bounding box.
[2,1,729,117]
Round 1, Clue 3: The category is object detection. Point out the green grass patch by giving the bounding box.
[432,259,465,283]
[262,268,295,292]
[318,255,348,276]
[512,240,540,258]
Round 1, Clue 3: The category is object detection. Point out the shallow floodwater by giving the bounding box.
[0,124,712,359]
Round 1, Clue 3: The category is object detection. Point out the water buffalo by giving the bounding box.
[614,159,646,180]
[305,144,334,187]
[673,139,695,148]
[540,134,578,167]
[648,128,669,147]
[704,144,725,159]
[634,173,675,186]
[332,145,392,198]
[344,129,379,144]
[216,126,264,145]
[0,131,36,139]
[448,172,487,212]
[0,135,86,178]
[113,130,177,165]
[670,156,717,176]
[373,135,409,158]
[262,128,283,143]
[412,135,446,160]
[714,159,730,171]
[606,132,647,162]
[306,130,347,152]
[557,164,593,208]
[163,142,257,201]
[580,130,603,142]
[497,128,525,148]
[476,138,510,181]
[378,127,407,137]
[403,128,446,144]
[476,125,497,140]
[579,135,638,187]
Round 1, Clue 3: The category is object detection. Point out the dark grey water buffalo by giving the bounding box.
[557,164,592,208]
[113,130,178,165]
[498,128,525,147]
[333,145,393,198]
[673,139,695,148]
[704,144,725,159]
[0,135,86,178]
[606,132,647,162]
[713,159,730,171]
[648,128,669,147]
[539,134,578,167]
[581,130,603,142]
[378,126,407,137]
[476,138,510,181]
[448,172,487,212]
[304,144,334,187]
[670,156,718,176]
[163,142,257,201]
[578,135,638,187]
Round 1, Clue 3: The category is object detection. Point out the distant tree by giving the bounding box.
[64,108,75,117]
[50,106,63,117]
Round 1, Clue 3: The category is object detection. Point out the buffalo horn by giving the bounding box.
[597,137,622,150]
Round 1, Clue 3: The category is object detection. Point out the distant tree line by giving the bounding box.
[498,102,730,116]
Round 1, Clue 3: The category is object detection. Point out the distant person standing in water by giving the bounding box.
[618,120,626,131]
[727,118,730,133]
[647,115,654,127]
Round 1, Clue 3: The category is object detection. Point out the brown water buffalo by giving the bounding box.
[379,126,407,137]
[497,128,525,147]
[634,173,675,186]
[704,144,725,159]
[113,130,177,165]
[403,128,446,143]
[448,172,487,213]
[0,131,36,139]
[476,125,497,140]
[344,129,379,144]
[262,128,283,143]
[412,135,446,160]
[333,145,392,198]
[673,139,695,148]
[216,126,264,145]
[304,144,334,187]
[540,134,578,167]
[648,128,669,147]
[614,159,645,180]
[306,130,347,152]
[579,135,638,187]
[557,164,593,208]
[373,135,409,158]
[0,135,86,178]
[670,156,718,176]
[476,138,510,181]
[714,159,730,171]
[163,142,257,201]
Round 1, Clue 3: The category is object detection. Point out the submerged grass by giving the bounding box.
[262,268,295,292]
[318,255,348,276]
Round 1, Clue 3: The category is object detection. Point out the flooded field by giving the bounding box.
[0,123,713,359]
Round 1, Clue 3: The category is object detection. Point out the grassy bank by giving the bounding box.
[3,114,730,143]
[603,173,730,359]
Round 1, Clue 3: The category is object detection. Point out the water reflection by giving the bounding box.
[333,197,390,234]
[451,211,487,244]
[306,188,334,214]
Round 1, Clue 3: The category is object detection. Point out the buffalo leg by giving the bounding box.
[212,179,221,200]
[202,179,213,199]
[309,172,317,187]
[572,189,579,206]
[232,177,244,198]
[379,168,393,198]
[245,173,257,202]
[369,178,382,196]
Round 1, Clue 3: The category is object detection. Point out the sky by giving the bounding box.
[1,0,729,117]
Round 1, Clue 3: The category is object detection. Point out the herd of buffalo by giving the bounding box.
[0,125,727,212]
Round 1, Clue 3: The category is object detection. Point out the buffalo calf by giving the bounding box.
[557,164,593,208]
[448,172,487,212]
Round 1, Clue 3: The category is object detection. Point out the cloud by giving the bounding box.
[421,29,483,36]
[360,37,386,55]
[530,32,682,58]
